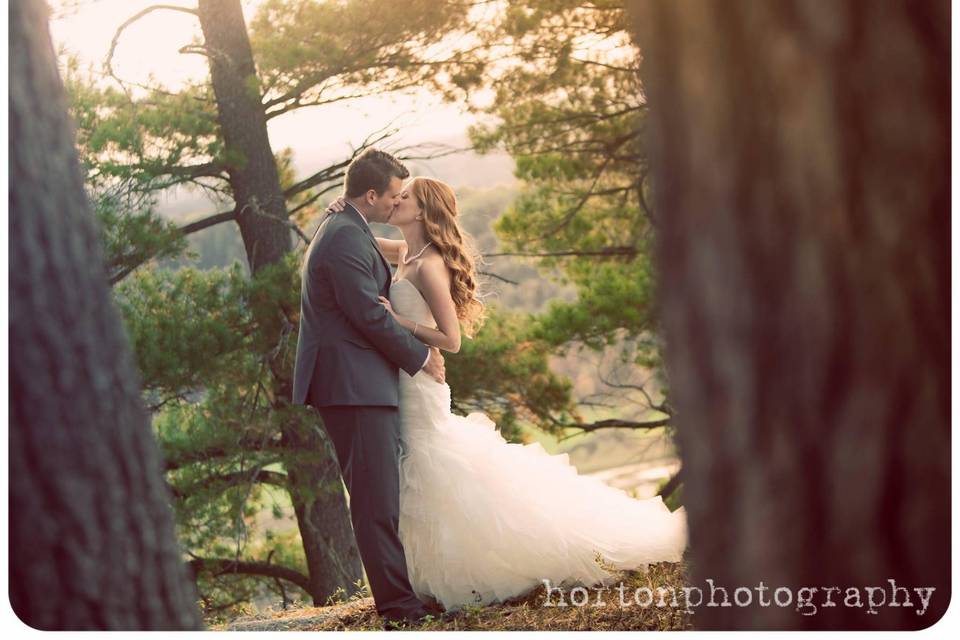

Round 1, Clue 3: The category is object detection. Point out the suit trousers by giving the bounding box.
[314,403,423,618]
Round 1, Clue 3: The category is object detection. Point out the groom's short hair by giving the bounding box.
[344,148,409,198]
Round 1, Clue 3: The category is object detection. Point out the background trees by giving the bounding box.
[462,0,675,439]
[61,0,483,614]
[56,0,587,618]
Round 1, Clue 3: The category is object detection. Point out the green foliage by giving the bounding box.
[64,56,224,198]
[93,193,189,281]
[250,0,477,110]
[533,257,657,353]
[456,184,575,313]
[242,252,302,363]
[114,264,253,403]
[163,221,248,272]
[447,305,576,440]
[275,147,325,229]
[114,255,311,615]
[195,528,309,624]
[467,0,661,373]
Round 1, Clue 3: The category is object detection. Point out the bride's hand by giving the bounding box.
[325,195,347,213]
[378,296,396,318]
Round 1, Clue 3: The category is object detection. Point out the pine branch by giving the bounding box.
[483,246,637,259]
[169,469,288,499]
[163,437,286,472]
[177,208,237,235]
[478,270,518,285]
[105,5,199,80]
[107,209,238,285]
[561,417,672,433]
[188,557,312,593]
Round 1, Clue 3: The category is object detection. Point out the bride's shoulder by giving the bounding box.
[414,245,443,268]
[422,243,443,262]
[414,249,452,284]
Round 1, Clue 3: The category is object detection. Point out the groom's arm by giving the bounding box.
[324,225,429,376]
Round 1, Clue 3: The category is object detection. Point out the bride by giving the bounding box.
[326,177,687,612]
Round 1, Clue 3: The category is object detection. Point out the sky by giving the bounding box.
[48,0,513,197]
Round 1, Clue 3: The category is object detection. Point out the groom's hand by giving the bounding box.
[423,347,445,384]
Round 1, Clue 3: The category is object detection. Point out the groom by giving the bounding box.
[292,148,446,629]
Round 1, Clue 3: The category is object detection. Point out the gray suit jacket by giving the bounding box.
[291,204,429,407]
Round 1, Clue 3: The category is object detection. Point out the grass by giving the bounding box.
[210,561,693,631]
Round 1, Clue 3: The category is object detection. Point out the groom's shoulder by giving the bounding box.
[315,211,350,236]
[314,214,367,250]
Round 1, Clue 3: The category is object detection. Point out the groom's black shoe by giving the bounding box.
[382,606,448,631]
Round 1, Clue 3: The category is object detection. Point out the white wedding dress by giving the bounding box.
[390,278,688,611]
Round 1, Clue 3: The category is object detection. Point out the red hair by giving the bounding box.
[410,177,485,337]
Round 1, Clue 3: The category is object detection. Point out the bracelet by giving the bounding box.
[413,322,419,337]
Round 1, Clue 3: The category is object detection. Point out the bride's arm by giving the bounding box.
[376,238,406,265]
[379,258,462,353]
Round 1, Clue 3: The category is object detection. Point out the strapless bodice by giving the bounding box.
[390,278,438,329]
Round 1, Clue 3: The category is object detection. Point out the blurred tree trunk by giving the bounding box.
[632,0,949,630]
[8,0,204,629]
[195,0,364,603]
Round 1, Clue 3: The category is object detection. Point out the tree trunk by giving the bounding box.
[197,0,292,273]
[632,0,949,630]
[282,426,365,601]
[8,0,204,629]
[195,0,364,605]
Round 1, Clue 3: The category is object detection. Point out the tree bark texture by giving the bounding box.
[632,0,949,629]
[197,0,292,273]
[282,425,366,603]
[9,0,205,629]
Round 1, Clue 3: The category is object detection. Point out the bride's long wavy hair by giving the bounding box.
[410,177,485,338]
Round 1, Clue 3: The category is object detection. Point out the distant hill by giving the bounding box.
[155,145,516,223]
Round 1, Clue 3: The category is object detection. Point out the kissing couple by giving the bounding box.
[292,148,687,630]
